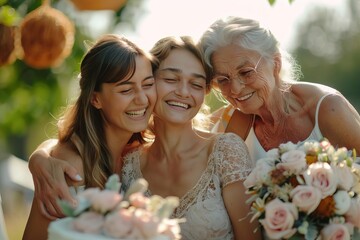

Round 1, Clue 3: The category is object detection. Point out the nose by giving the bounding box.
[174,81,190,98]
[230,77,245,95]
[134,89,148,105]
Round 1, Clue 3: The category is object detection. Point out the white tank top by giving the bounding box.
[245,93,332,162]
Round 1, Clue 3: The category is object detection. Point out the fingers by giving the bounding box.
[38,201,57,221]
[63,163,82,182]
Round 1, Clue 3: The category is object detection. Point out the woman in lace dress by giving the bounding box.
[23,34,157,239]
[120,36,261,239]
[198,16,360,161]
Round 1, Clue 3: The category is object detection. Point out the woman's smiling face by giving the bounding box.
[91,56,157,134]
[212,44,275,114]
[153,48,207,124]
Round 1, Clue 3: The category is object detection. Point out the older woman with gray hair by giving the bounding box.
[198,16,360,161]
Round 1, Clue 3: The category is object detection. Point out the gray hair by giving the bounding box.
[198,16,302,90]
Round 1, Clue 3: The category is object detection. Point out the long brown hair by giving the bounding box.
[58,34,157,188]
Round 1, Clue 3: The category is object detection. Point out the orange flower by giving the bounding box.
[271,168,287,185]
[313,196,335,218]
[306,155,318,165]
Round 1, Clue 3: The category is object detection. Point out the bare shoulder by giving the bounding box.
[291,82,339,100]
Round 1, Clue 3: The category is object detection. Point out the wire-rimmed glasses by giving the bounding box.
[211,56,263,94]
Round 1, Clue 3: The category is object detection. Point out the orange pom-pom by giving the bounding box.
[0,24,17,66]
[19,5,74,69]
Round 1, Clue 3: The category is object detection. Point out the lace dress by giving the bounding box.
[121,133,254,240]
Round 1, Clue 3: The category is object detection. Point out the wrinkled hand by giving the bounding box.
[28,149,81,220]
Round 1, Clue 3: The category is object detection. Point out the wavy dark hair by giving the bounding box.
[58,34,157,188]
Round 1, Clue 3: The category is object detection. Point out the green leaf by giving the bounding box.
[268,0,276,6]
[0,5,20,26]
[105,174,121,192]
[57,197,91,217]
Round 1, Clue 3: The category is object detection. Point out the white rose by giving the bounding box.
[278,141,298,154]
[244,158,275,188]
[334,165,354,191]
[278,150,307,174]
[333,190,351,215]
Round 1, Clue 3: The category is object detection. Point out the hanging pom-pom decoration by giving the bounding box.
[19,0,75,69]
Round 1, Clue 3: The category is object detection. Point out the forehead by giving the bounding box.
[211,44,257,72]
[121,55,153,83]
[159,48,205,75]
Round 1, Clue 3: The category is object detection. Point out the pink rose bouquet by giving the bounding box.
[244,139,360,240]
[58,174,182,239]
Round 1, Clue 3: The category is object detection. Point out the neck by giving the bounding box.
[150,118,203,162]
[104,127,132,171]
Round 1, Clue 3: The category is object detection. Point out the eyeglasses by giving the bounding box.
[211,56,263,93]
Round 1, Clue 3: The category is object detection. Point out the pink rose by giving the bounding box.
[259,198,298,239]
[277,149,307,174]
[334,165,354,191]
[321,224,351,240]
[290,185,322,214]
[345,198,360,228]
[90,190,122,213]
[72,211,104,234]
[103,208,134,238]
[303,162,338,198]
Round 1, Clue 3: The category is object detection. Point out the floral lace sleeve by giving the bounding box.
[214,132,254,187]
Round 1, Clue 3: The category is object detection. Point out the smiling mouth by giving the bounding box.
[126,108,146,117]
[236,92,253,101]
[166,101,190,109]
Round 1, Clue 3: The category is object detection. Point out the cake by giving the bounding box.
[48,175,181,240]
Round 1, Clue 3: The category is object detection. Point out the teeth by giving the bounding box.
[237,93,253,101]
[167,101,189,109]
[126,109,146,116]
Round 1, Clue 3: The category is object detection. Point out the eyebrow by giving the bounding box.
[114,75,154,86]
[215,61,253,76]
[159,67,206,80]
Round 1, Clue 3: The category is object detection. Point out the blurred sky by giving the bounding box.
[71,0,347,52]
[117,0,346,52]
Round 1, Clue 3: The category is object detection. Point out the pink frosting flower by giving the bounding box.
[133,208,160,238]
[303,162,338,198]
[103,208,134,238]
[90,190,122,213]
[259,198,298,239]
[129,192,150,209]
[290,185,322,214]
[72,211,104,234]
[321,224,351,240]
[77,188,101,201]
[277,149,307,174]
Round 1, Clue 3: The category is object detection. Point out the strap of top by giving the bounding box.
[314,93,333,129]
[225,109,254,140]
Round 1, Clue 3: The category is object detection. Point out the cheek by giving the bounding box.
[147,88,157,104]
